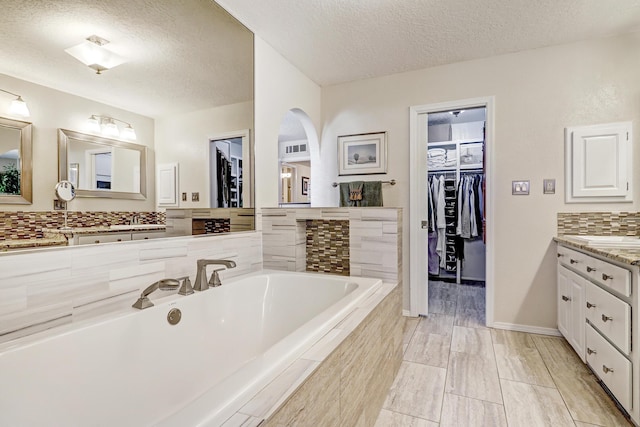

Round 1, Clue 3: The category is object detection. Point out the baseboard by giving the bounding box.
[491,322,561,337]
[402,309,413,317]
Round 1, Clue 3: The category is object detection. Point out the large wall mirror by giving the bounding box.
[1,0,255,237]
[58,129,146,200]
[0,117,32,204]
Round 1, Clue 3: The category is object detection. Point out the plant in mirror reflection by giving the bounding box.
[0,164,20,195]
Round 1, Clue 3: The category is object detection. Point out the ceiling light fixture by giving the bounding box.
[65,35,126,74]
[86,115,137,141]
[449,110,465,117]
[0,88,30,117]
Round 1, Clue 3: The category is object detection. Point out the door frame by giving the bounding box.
[409,96,495,326]
[208,129,250,208]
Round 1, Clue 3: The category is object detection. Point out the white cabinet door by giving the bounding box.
[557,264,571,339]
[565,122,632,203]
[157,163,179,206]
[557,264,586,362]
[568,274,585,361]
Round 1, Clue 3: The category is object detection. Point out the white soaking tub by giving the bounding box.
[0,270,381,426]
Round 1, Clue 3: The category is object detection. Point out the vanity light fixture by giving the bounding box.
[0,88,30,117]
[65,35,126,74]
[86,115,137,141]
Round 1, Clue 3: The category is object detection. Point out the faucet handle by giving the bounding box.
[209,270,222,287]
[177,276,194,295]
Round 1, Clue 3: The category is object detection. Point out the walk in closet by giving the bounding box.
[427,107,486,284]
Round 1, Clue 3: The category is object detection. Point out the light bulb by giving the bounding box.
[10,96,30,117]
[121,124,137,141]
[86,115,101,133]
[102,119,119,138]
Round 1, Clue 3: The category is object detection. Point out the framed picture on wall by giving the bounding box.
[301,176,309,195]
[337,131,387,175]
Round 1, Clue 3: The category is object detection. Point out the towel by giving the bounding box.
[339,181,383,207]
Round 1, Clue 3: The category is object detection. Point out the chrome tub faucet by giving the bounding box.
[132,276,192,309]
[194,259,237,291]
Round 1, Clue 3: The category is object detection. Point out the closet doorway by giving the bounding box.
[409,97,495,326]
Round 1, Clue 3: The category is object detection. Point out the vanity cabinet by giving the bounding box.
[557,243,636,420]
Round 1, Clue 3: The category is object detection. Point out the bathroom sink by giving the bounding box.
[109,224,165,230]
[564,235,640,248]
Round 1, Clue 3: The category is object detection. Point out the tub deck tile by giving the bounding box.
[239,358,318,418]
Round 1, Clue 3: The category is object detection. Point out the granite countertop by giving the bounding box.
[554,236,640,266]
[43,224,166,236]
[0,235,68,251]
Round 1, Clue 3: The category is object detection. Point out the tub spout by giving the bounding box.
[194,259,237,291]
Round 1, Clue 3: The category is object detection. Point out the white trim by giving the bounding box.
[402,309,416,317]
[409,96,495,325]
[492,322,562,337]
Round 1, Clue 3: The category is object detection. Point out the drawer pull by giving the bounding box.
[561,295,570,302]
[587,347,597,355]
[570,259,579,264]
[586,302,596,309]
[117,239,122,242]
[586,266,596,272]
[602,273,612,281]
[602,365,614,374]
[601,314,613,322]
[557,253,564,258]
[94,240,100,244]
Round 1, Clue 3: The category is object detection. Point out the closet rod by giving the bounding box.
[332,179,396,187]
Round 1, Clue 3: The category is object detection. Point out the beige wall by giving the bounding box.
[0,73,155,211]
[254,37,322,207]
[154,101,253,208]
[319,32,640,328]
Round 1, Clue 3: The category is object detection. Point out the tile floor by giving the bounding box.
[374,280,632,427]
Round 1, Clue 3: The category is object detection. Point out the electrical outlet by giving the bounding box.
[191,192,199,202]
[512,180,530,195]
[543,179,555,194]
[182,192,187,201]
[53,199,66,210]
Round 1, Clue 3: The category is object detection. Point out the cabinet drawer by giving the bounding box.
[131,231,166,241]
[585,281,631,354]
[76,233,132,245]
[585,324,632,411]
[589,258,631,297]
[557,246,588,269]
[558,245,631,297]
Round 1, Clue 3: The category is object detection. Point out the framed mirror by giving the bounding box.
[0,116,32,204]
[58,129,147,200]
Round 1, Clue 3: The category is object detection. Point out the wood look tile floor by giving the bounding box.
[375,281,632,427]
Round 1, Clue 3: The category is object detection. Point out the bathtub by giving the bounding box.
[0,270,382,426]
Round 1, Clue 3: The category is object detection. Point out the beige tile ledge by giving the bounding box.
[554,236,640,266]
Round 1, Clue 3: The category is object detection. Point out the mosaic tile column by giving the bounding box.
[305,220,350,275]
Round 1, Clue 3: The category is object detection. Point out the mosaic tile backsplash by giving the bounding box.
[557,212,640,236]
[306,219,350,276]
[0,211,166,240]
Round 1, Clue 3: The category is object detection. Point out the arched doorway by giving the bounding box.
[277,108,319,207]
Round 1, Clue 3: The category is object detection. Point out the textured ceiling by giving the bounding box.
[216,0,640,86]
[0,0,253,118]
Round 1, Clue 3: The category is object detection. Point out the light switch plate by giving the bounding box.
[182,192,187,201]
[543,179,556,194]
[191,192,199,202]
[512,180,530,195]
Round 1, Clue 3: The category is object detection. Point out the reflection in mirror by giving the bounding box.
[58,129,146,200]
[0,116,32,204]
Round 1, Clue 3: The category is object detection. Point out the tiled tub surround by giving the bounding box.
[262,208,402,283]
[0,271,394,426]
[558,211,640,236]
[306,219,350,275]
[0,231,262,344]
